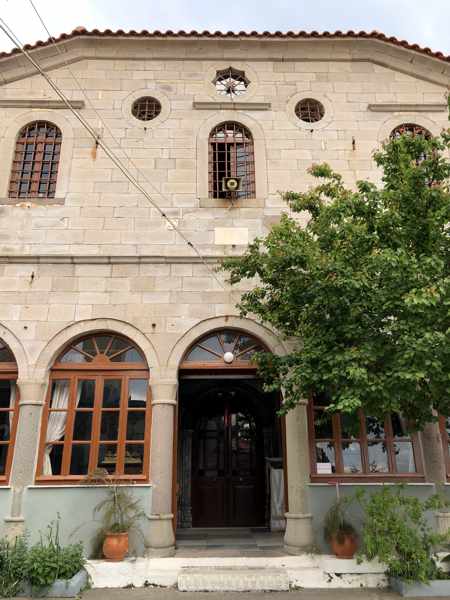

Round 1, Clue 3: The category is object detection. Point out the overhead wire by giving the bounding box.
[0,12,237,298]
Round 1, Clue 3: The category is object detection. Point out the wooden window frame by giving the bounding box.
[8,120,62,199]
[308,398,424,483]
[0,369,19,485]
[36,335,151,485]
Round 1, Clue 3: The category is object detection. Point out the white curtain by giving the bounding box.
[8,381,16,430]
[43,381,71,475]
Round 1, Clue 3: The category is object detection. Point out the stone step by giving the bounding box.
[177,566,290,591]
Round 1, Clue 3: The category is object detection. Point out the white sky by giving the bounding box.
[1,0,450,55]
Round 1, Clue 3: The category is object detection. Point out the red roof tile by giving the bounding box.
[0,28,449,63]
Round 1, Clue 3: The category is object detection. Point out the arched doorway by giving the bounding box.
[177,329,283,529]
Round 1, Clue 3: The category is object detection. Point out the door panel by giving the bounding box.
[191,392,264,527]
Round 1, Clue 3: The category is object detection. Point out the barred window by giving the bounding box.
[208,121,255,200]
[131,97,161,121]
[390,123,431,139]
[8,121,62,199]
[37,333,150,482]
[295,98,325,123]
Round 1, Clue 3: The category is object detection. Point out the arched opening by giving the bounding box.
[176,329,284,532]
[0,339,18,483]
[36,332,150,482]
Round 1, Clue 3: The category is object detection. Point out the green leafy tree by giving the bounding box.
[222,130,450,428]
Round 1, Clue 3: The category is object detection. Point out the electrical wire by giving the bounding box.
[0,13,236,297]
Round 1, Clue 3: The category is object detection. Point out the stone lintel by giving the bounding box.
[368,103,447,112]
[193,101,271,111]
[0,99,85,109]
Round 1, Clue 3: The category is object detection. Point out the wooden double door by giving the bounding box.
[191,389,265,527]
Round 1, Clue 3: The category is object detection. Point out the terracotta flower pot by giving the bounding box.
[329,533,358,559]
[102,531,129,561]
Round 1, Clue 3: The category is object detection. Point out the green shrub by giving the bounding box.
[356,485,449,583]
[0,535,28,598]
[26,520,84,590]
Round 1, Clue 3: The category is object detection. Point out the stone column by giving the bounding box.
[145,376,178,557]
[4,378,46,539]
[420,418,449,535]
[283,400,314,554]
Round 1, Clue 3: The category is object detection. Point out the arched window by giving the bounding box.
[390,123,431,139]
[208,122,255,200]
[180,330,265,369]
[8,121,62,199]
[37,333,150,482]
[0,340,18,484]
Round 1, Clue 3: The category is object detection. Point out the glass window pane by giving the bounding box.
[97,444,117,474]
[200,335,223,354]
[221,331,236,351]
[185,346,217,362]
[366,416,385,439]
[77,380,95,408]
[128,379,147,407]
[314,410,333,439]
[60,348,87,363]
[124,444,144,475]
[110,347,143,362]
[445,418,450,436]
[391,414,409,438]
[315,442,336,473]
[0,445,7,475]
[394,441,416,473]
[0,380,13,409]
[70,445,90,475]
[94,335,113,353]
[50,380,70,408]
[73,338,96,359]
[73,412,92,441]
[100,412,119,441]
[126,412,145,440]
[368,441,389,473]
[102,379,121,408]
[342,442,362,473]
[48,444,63,475]
[0,412,10,441]
[340,413,360,439]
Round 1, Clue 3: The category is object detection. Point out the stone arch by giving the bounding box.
[0,109,75,201]
[32,318,160,381]
[166,315,287,372]
[377,113,442,144]
[0,322,29,380]
[196,111,268,203]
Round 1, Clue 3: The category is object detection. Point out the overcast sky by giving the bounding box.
[1,0,450,55]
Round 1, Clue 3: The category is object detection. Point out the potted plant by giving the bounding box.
[89,470,145,561]
[324,496,358,558]
[356,485,450,597]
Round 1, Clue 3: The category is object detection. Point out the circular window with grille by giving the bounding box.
[295,98,325,123]
[131,96,162,121]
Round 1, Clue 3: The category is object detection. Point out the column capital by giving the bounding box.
[150,379,178,407]
[16,379,47,406]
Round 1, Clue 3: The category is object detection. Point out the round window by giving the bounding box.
[295,98,325,123]
[131,96,162,121]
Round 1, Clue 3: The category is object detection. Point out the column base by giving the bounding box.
[145,514,175,558]
[3,517,25,540]
[283,512,314,554]
[435,512,450,535]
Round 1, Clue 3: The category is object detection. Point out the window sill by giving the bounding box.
[0,197,65,206]
[30,482,152,489]
[35,475,150,486]
[199,196,265,208]
[310,474,426,484]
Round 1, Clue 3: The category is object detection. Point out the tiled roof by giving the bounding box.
[0,28,449,64]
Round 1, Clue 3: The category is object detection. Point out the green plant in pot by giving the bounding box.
[88,470,145,561]
[324,496,358,558]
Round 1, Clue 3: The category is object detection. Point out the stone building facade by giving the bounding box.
[0,29,449,556]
